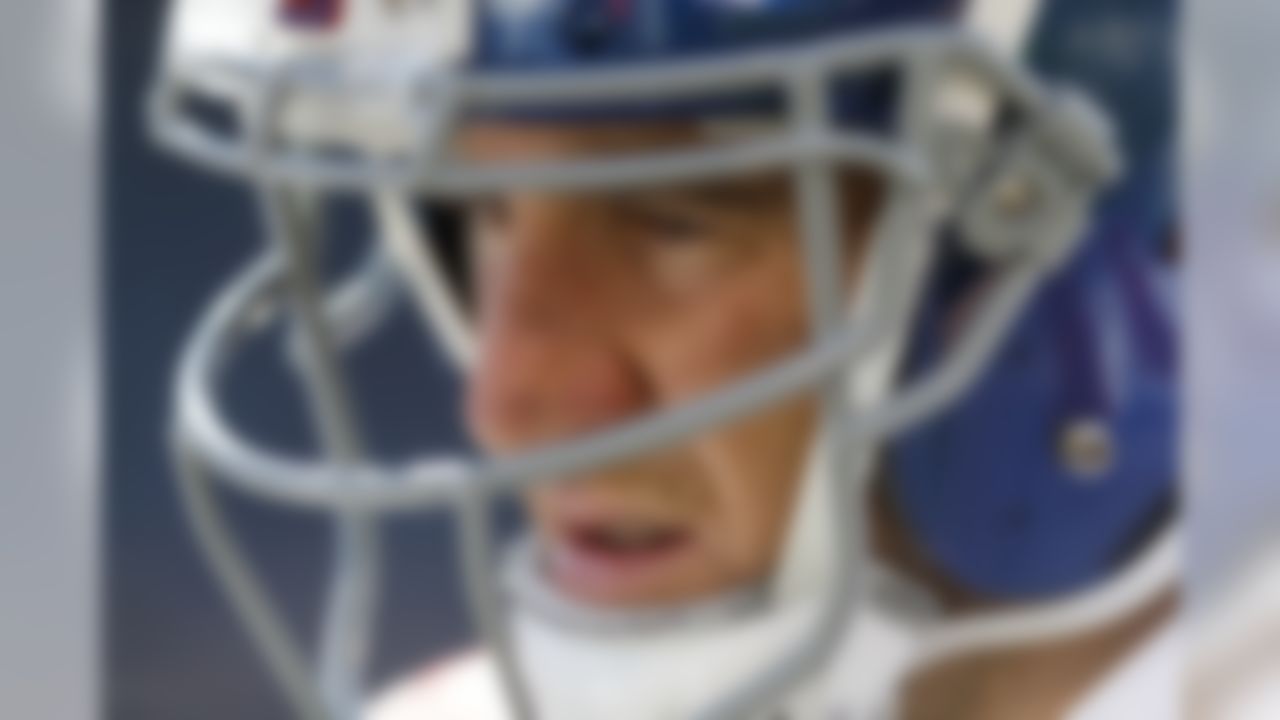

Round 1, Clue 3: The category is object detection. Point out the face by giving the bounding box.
[459,121,879,608]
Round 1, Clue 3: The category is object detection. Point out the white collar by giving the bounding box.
[1067,622,1181,720]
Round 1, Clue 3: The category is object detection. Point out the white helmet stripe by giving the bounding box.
[965,0,1044,57]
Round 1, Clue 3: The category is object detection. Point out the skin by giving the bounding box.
[460,120,876,607]
[447,120,1170,717]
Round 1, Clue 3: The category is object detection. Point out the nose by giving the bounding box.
[467,201,648,453]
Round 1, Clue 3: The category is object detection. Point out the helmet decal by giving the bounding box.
[280,0,345,29]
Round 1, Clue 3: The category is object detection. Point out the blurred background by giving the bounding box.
[0,0,98,718]
[0,0,1278,718]
[1185,1,1280,715]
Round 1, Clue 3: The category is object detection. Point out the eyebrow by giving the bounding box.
[620,176,790,213]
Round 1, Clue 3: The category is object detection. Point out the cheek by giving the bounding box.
[643,253,811,397]
[698,396,819,575]
[634,248,818,574]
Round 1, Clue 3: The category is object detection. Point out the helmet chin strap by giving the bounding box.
[507,573,830,720]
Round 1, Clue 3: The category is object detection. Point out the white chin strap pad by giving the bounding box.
[511,594,827,720]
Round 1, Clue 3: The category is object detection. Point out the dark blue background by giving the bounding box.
[107,4,482,718]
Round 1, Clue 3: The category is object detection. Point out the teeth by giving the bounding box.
[593,523,668,550]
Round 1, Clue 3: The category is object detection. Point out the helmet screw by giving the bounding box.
[1059,417,1115,481]
[994,174,1040,218]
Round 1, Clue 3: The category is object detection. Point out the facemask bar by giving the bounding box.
[699,46,963,718]
[152,27,1121,193]
[161,27,1122,720]
[162,31,1115,513]
[258,78,381,716]
[266,189,382,718]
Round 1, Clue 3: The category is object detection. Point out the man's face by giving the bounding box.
[460,121,877,608]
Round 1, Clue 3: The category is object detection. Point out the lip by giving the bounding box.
[544,514,699,604]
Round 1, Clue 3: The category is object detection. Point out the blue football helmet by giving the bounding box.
[151,0,1178,717]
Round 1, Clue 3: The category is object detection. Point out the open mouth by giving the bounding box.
[546,517,697,603]
[570,521,690,560]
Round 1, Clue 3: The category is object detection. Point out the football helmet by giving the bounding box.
[151,0,1179,717]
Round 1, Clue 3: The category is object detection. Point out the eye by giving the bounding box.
[626,206,715,245]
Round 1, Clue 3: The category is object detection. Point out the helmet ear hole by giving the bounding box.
[412,201,473,315]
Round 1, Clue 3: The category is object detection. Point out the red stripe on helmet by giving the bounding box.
[281,0,345,30]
